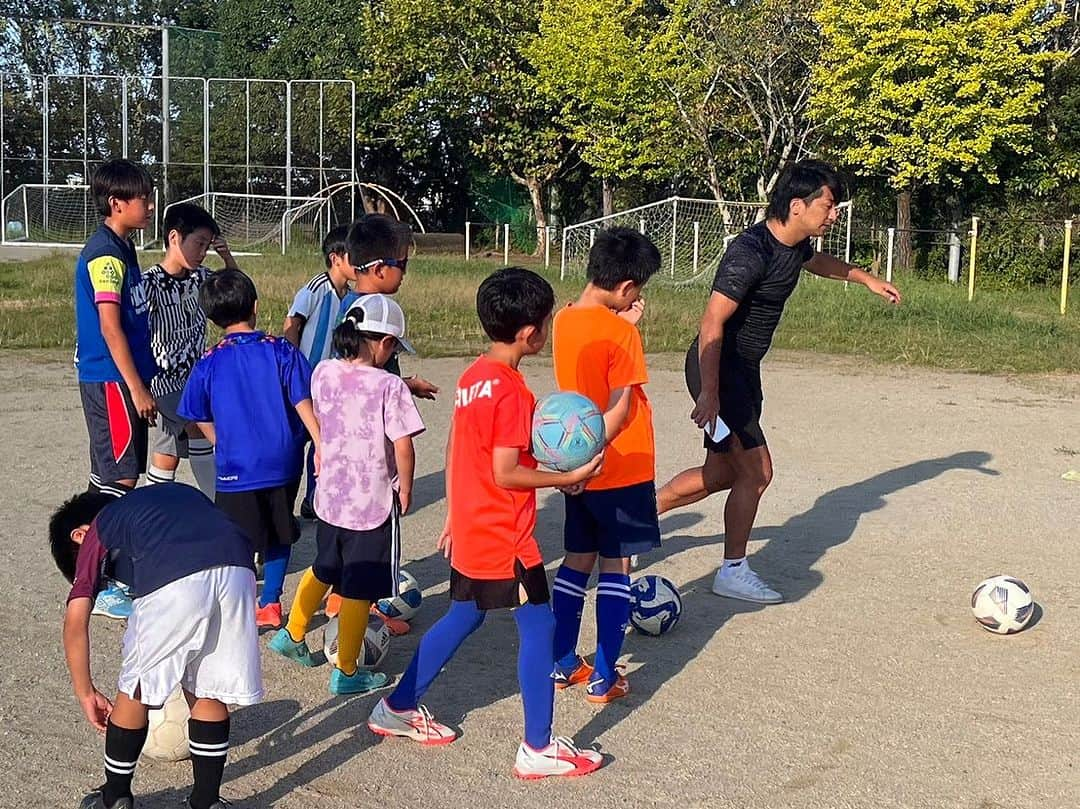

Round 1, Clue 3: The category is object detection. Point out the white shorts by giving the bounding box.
[117,565,264,707]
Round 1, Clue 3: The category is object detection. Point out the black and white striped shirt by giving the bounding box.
[143,264,212,398]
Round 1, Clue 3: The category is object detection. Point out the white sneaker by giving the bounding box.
[711,562,783,604]
[513,736,603,780]
[367,698,457,746]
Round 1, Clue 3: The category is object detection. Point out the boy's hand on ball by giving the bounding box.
[568,451,604,484]
[80,688,113,733]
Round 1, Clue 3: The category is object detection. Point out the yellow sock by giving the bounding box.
[285,570,331,642]
[335,598,371,676]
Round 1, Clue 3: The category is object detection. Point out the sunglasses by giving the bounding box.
[359,257,408,273]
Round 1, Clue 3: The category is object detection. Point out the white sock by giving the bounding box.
[188,438,216,499]
[147,464,176,485]
[721,557,746,572]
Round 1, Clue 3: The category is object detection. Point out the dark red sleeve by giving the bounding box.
[67,521,107,603]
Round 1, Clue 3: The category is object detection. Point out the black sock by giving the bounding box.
[102,720,147,806]
[188,716,230,809]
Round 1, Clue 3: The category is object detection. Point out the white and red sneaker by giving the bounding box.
[512,736,603,780]
[367,698,457,746]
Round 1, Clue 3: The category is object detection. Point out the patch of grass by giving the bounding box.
[2,250,1079,373]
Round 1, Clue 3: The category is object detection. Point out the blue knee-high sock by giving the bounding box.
[593,572,632,688]
[387,599,486,712]
[552,565,590,671]
[514,602,555,750]
[259,544,290,607]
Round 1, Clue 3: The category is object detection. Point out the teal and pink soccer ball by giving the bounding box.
[531,392,605,472]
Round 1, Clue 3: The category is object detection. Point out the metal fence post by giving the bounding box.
[967,216,979,302]
[692,221,700,275]
[503,223,510,265]
[544,226,551,268]
[670,198,678,278]
[465,221,471,261]
[1061,219,1073,316]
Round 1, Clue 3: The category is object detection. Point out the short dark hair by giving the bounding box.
[766,159,846,223]
[476,267,555,343]
[322,224,349,268]
[91,159,154,218]
[163,202,220,242]
[199,268,257,328]
[49,492,115,582]
[331,309,386,360]
[347,214,412,269]
[586,227,661,290]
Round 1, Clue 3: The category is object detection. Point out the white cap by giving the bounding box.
[344,293,415,354]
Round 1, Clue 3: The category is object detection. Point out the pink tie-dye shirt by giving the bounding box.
[312,360,425,531]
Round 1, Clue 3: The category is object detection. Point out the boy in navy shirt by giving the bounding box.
[51,483,262,809]
[179,269,320,629]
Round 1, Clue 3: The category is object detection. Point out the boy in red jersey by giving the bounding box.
[366,267,604,779]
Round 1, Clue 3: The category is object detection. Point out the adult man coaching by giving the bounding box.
[657,160,901,603]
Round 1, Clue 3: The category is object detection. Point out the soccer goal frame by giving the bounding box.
[560,196,853,285]
[1,183,159,249]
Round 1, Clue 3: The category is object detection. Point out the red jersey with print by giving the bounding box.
[448,355,543,579]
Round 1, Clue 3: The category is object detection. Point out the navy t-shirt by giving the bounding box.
[710,221,814,372]
[67,483,255,601]
[178,331,313,492]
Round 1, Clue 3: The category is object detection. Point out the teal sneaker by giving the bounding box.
[92,583,133,620]
[268,628,320,667]
[329,667,389,695]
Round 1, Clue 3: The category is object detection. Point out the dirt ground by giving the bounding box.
[3,350,1078,809]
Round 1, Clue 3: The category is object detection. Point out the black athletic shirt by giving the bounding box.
[710,221,814,371]
[67,482,255,602]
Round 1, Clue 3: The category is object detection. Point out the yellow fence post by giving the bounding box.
[967,216,979,302]
[1062,219,1073,316]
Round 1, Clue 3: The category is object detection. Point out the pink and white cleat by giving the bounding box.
[512,736,603,780]
[367,698,457,746]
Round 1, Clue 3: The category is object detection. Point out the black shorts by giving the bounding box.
[685,341,767,453]
[313,508,399,601]
[564,480,662,559]
[450,561,550,610]
[80,381,148,486]
[216,480,300,554]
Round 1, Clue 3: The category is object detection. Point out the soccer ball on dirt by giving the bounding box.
[531,392,605,472]
[629,575,683,636]
[971,575,1035,634]
[323,615,392,670]
[375,569,423,622]
[142,688,190,762]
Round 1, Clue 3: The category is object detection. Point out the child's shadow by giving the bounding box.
[136,695,381,807]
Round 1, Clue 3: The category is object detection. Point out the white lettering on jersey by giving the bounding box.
[455,379,494,407]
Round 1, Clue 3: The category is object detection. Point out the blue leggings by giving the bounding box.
[387,599,555,749]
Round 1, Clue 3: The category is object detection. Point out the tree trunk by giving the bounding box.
[525,178,547,258]
[896,188,913,271]
[602,178,614,218]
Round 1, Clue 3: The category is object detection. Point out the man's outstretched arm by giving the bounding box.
[804,252,902,304]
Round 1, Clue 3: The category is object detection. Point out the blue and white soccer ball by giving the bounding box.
[971,575,1034,634]
[630,575,682,636]
[376,568,423,622]
[531,392,605,472]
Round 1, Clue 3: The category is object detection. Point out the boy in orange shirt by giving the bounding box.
[550,227,662,703]
[366,267,604,779]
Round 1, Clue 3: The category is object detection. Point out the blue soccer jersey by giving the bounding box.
[74,224,156,383]
[178,331,313,492]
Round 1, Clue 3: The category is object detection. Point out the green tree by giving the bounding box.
[358,0,575,252]
[812,0,1062,269]
[528,0,682,215]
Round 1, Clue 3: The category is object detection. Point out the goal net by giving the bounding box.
[560,196,852,285]
[1,184,158,248]
[163,193,324,253]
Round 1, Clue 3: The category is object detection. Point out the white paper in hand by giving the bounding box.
[706,417,731,444]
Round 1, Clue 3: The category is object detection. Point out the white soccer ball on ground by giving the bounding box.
[142,688,190,762]
[375,569,423,622]
[971,575,1035,634]
[323,615,392,669]
[629,574,683,636]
